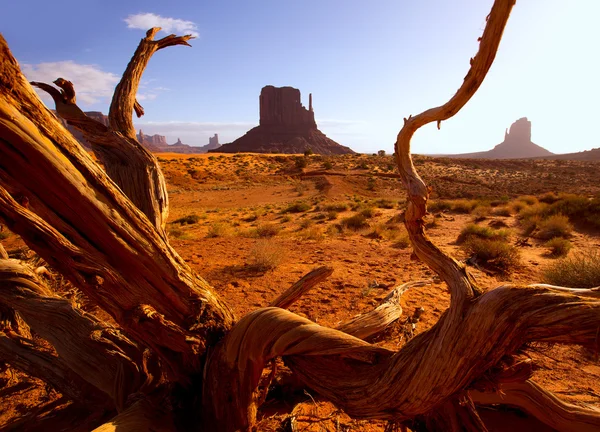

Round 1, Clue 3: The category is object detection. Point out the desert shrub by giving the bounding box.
[366,223,402,241]
[172,214,200,225]
[341,214,369,231]
[303,148,314,156]
[520,215,541,237]
[518,203,549,221]
[543,250,600,287]
[280,215,291,223]
[545,237,572,257]
[299,219,314,229]
[517,195,538,206]
[294,156,308,169]
[248,240,285,271]
[377,150,386,157]
[539,192,559,204]
[462,238,520,273]
[359,207,376,218]
[456,223,509,244]
[0,231,9,240]
[298,226,324,241]
[491,206,511,217]
[324,202,349,212]
[243,213,259,222]
[323,161,333,170]
[428,200,452,213]
[326,210,338,220]
[489,196,510,207]
[535,214,572,240]
[254,224,280,238]
[367,177,376,191]
[450,199,479,214]
[374,198,395,209]
[206,222,232,238]
[547,195,600,229]
[472,206,490,222]
[284,202,311,213]
[392,234,411,249]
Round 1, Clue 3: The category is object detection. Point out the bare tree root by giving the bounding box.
[471,380,600,432]
[28,28,193,233]
[0,259,158,407]
[0,37,235,380]
[336,280,430,340]
[270,266,334,309]
[0,333,110,406]
[203,285,600,431]
[92,396,176,432]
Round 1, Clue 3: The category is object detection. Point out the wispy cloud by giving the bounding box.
[22,61,119,105]
[124,13,199,38]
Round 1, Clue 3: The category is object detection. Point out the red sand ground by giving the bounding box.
[1,153,598,431]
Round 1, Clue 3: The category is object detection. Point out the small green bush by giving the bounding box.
[324,202,349,212]
[491,206,511,217]
[535,214,573,240]
[457,223,509,244]
[428,200,452,213]
[254,224,280,238]
[450,199,479,214]
[359,207,376,218]
[392,234,411,249]
[462,238,520,273]
[323,161,333,170]
[545,237,572,257]
[543,250,600,287]
[248,240,285,271]
[172,214,200,225]
[284,202,311,213]
[341,214,369,231]
[374,198,395,209]
[206,223,232,238]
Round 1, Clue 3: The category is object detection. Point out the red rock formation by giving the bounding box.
[137,129,167,147]
[213,86,354,155]
[446,117,553,159]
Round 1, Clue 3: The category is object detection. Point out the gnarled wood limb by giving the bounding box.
[0,35,235,380]
[109,27,194,140]
[336,280,430,340]
[269,266,333,308]
[0,259,156,408]
[31,81,169,233]
[92,396,176,432]
[394,0,516,310]
[203,285,599,431]
[0,333,110,407]
[470,380,600,432]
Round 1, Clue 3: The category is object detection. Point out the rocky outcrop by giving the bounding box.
[197,134,221,152]
[137,130,167,147]
[445,117,553,159]
[213,86,355,155]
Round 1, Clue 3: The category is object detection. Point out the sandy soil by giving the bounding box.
[1,153,599,431]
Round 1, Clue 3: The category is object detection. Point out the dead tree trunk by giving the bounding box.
[0,2,599,431]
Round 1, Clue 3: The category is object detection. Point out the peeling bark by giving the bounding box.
[0,35,234,380]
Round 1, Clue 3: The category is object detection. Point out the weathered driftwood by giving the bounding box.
[0,32,234,382]
[1,1,599,430]
[0,259,154,407]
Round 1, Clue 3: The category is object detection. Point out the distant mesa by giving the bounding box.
[211,85,355,155]
[445,117,554,159]
[198,134,221,152]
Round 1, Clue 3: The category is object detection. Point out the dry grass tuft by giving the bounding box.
[543,250,600,287]
[248,239,286,271]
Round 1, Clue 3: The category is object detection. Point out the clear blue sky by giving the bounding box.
[2,0,598,154]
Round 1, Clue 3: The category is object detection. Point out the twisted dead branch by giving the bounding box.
[1,1,599,431]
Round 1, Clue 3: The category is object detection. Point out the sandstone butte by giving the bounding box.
[446,117,554,159]
[212,85,355,155]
